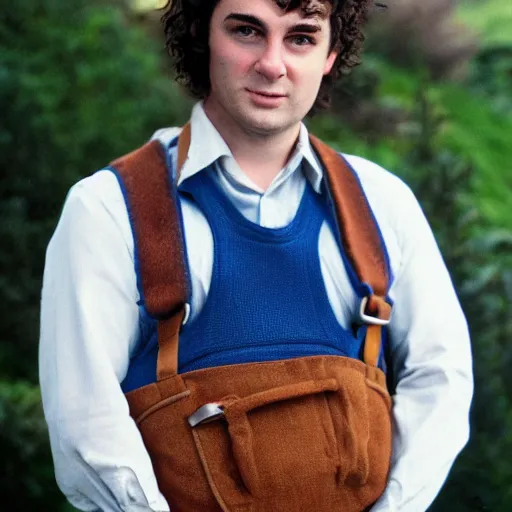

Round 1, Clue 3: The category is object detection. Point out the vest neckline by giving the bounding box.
[185,165,323,244]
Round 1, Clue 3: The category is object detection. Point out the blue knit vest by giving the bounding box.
[121,165,373,393]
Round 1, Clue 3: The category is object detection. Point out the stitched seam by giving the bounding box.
[135,389,191,425]
[192,430,232,512]
[365,379,392,411]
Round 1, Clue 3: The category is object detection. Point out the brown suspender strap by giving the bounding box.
[177,122,191,176]
[309,136,392,367]
[110,138,188,379]
[309,136,390,297]
[157,310,184,380]
[364,325,384,369]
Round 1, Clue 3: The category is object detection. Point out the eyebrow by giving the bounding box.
[225,13,265,28]
[224,13,322,33]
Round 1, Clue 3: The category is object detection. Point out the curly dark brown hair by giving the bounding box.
[162,0,373,111]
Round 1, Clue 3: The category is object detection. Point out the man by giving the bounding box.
[39,0,473,510]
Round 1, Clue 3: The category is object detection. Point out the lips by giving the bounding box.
[246,89,287,98]
[246,88,287,108]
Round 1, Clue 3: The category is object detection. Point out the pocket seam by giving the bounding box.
[135,389,191,425]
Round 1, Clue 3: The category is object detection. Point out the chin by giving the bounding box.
[237,109,297,135]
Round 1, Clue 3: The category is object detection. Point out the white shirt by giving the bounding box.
[39,102,473,512]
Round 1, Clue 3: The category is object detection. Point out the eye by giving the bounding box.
[233,25,259,38]
[289,35,315,46]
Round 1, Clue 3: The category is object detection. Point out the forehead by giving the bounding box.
[214,0,332,24]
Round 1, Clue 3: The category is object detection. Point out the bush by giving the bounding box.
[0,380,64,508]
[0,0,191,382]
[1,0,190,507]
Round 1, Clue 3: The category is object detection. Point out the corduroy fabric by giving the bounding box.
[125,356,391,512]
[110,130,393,511]
[109,141,188,323]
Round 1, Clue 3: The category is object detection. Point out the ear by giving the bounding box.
[323,50,338,75]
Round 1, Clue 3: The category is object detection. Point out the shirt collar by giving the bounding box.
[178,101,232,186]
[154,101,325,193]
[295,120,324,193]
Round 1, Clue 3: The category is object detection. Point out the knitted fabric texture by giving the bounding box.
[121,167,371,392]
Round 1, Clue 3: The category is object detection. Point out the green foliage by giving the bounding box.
[325,55,512,232]
[432,84,512,229]
[0,0,191,381]
[0,380,63,507]
[456,0,512,48]
[1,0,190,508]
[469,46,512,115]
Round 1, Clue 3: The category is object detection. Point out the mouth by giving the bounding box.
[246,89,287,98]
[245,88,288,108]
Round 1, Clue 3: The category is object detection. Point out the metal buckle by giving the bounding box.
[182,303,191,326]
[359,296,391,326]
[188,403,225,427]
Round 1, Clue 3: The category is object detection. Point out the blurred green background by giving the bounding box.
[1,0,511,510]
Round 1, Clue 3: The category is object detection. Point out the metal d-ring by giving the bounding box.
[188,403,225,427]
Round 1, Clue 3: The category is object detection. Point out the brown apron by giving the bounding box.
[111,126,393,512]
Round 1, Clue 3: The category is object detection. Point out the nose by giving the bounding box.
[254,40,286,81]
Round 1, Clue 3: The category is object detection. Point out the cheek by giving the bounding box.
[210,41,255,81]
[289,58,327,90]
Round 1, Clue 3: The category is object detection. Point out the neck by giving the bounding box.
[203,99,301,191]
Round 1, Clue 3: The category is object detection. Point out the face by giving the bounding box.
[204,0,337,137]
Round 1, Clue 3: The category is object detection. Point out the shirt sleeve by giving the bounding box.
[369,185,474,511]
[39,172,170,512]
